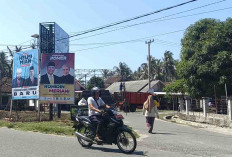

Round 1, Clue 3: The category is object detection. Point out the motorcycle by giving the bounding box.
[73,107,137,154]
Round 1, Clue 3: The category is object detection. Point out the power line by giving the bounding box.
[70,0,227,34]
[72,40,180,52]
[69,4,230,43]
[2,0,228,52]
[55,0,197,42]
[3,6,230,53]
[70,38,180,46]
[105,0,229,30]
[70,4,232,47]
[3,0,226,51]
[0,44,30,47]
[0,39,33,52]
[72,30,184,52]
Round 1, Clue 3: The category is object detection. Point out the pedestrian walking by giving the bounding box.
[143,89,159,133]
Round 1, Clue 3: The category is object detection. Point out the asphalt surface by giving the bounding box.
[0,111,232,157]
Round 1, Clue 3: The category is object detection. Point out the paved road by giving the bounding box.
[0,112,232,157]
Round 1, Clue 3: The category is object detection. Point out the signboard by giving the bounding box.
[39,53,75,104]
[54,23,69,53]
[39,22,69,54]
[12,49,39,100]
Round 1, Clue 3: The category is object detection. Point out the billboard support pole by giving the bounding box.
[37,104,41,121]
[16,100,18,121]
[58,104,61,118]
[49,104,53,120]
[9,98,13,119]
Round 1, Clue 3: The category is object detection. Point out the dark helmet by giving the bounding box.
[91,87,101,98]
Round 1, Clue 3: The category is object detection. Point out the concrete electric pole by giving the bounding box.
[145,39,154,90]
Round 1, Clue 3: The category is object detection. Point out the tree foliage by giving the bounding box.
[113,62,133,81]
[86,76,104,90]
[133,51,177,82]
[178,18,232,98]
[163,79,187,98]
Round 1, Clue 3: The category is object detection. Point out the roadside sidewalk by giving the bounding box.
[164,114,232,136]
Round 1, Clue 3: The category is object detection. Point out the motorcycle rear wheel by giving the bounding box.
[117,130,137,154]
[77,127,93,147]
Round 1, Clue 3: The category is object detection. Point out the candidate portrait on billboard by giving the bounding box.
[40,61,60,84]
[12,68,25,88]
[12,49,39,100]
[40,53,75,104]
[24,66,38,86]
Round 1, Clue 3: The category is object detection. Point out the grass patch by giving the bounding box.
[0,120,75,136]
[0,112,140,138]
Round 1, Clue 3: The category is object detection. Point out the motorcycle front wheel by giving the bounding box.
[77,127,93,147]
[116,130,137,154]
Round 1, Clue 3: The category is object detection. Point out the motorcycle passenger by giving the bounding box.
[87,87,110,142]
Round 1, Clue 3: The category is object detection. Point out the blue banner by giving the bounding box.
[12,49,39,100]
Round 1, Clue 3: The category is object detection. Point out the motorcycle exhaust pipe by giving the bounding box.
[75,131,93,143]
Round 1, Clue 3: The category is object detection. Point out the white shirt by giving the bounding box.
[87,97,105,116]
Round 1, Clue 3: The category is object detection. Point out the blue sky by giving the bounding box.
[0,0,231,72]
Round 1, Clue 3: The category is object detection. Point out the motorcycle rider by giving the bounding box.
[87,87,110,142]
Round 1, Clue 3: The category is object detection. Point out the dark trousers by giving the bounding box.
[146,117,155,132]
[90,115,108,136]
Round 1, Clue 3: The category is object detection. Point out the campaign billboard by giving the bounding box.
[39,53,75,104]
[12,49,39,100]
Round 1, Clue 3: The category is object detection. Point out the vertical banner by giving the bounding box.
[12,49,39,100]
[39,53,75,104]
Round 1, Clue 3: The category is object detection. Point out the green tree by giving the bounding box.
[163,79,187,98]
[162,51,175,82]
[133,67,144,80]
[86,76,104,90]
[113,62,133,81]
[151,57,164,81]
[0,52,11,78]
[178,18,232,98]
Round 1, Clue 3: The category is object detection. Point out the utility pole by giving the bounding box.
[145,39,154,90]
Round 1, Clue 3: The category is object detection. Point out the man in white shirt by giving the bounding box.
[87,87,110,142]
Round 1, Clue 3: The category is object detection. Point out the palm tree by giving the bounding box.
[101,69,110,81]
[113,62,132,81]
[0,52,11,78]
[150,57,164,81]
[162,51,176,82]
[133,67,144,80]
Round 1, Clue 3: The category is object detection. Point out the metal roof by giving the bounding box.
[140,80,165,92]
[106,80,164,93]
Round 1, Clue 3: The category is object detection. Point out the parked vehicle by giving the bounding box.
[114,92,172,112]
[114,92,150,112]
[75,90,114,106]
[73,107,137,154]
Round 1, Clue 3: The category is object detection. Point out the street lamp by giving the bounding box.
[31,34,39,39]
[31,34,39,49]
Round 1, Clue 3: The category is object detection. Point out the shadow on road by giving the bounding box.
[89,146,147,156]
[151,132,175,135]
[157,129,231,138]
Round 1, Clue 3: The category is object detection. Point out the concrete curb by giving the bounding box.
[163,115,232,136]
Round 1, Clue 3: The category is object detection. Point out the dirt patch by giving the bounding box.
[0,110,71,122]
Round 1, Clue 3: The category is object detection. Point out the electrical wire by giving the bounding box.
[71,30,184,52]
[2,0,229,52]
[3,5,230,53]
[69,6,232,43]
[40,0,225,46]
[55,0,197,42]
[70,0,227,33]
